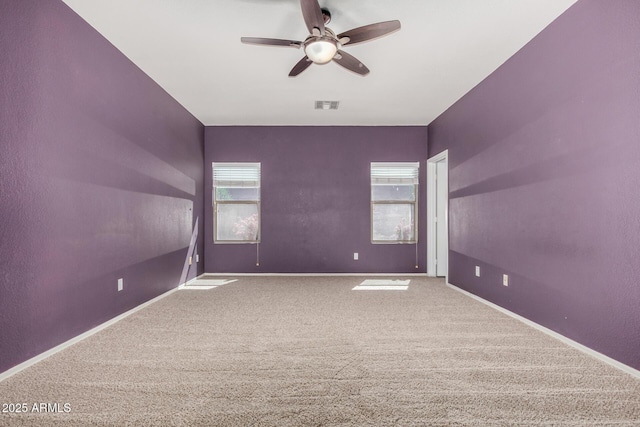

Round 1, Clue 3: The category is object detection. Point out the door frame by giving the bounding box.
[427,150,449,280]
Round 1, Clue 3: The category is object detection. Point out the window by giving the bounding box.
[371,162,419,243]
[213,162,261,243]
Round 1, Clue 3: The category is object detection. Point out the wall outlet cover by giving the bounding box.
[117,278,123,292]
[475,266,480,277]
[503,274,509,287]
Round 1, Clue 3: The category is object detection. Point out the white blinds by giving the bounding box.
[371,162,419,185]
[213,162,261,188]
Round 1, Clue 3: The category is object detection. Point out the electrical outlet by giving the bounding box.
[503,274,509,287]
[117,278,123,292]
[189,256,193,265]
[195,254,199,263]
[475,266,480,277]
[353,252,359,260]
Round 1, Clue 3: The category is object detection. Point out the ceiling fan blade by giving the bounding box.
[289,56,313,77]
[300,0,325,35]
[241,37,302,48]
[337,20,401,46]
[332,50,370,76]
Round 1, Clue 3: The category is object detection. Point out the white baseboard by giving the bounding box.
[203,272,429,277]
[0,285,182,383]
[446,283,640,379]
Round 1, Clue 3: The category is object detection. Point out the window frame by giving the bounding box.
[212,162,261,244]
[370,162,419,244]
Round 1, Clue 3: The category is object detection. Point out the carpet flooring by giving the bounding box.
[1,276,638,426]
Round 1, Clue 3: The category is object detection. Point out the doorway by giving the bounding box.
[427,150,449,279]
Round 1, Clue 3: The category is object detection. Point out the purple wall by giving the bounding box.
[205,126,428,273]
[0,0,204,374]
[429,0,640,370]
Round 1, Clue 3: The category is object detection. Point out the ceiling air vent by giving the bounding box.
[315,100,339,110]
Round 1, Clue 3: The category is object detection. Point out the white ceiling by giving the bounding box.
[61,0,577,126]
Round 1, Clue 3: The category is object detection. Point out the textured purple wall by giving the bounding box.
[429,0,640,370]
[205,126,428,273]
[0,0,204,374]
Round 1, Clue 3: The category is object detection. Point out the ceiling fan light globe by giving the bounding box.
[305,39,338,64]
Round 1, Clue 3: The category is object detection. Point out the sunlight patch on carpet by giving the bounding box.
[182,279,237,290]
[352,279,410,291]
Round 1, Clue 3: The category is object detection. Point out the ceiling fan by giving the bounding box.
[240,0,401,77]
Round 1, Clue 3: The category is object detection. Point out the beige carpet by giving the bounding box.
[1,276,638,426]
